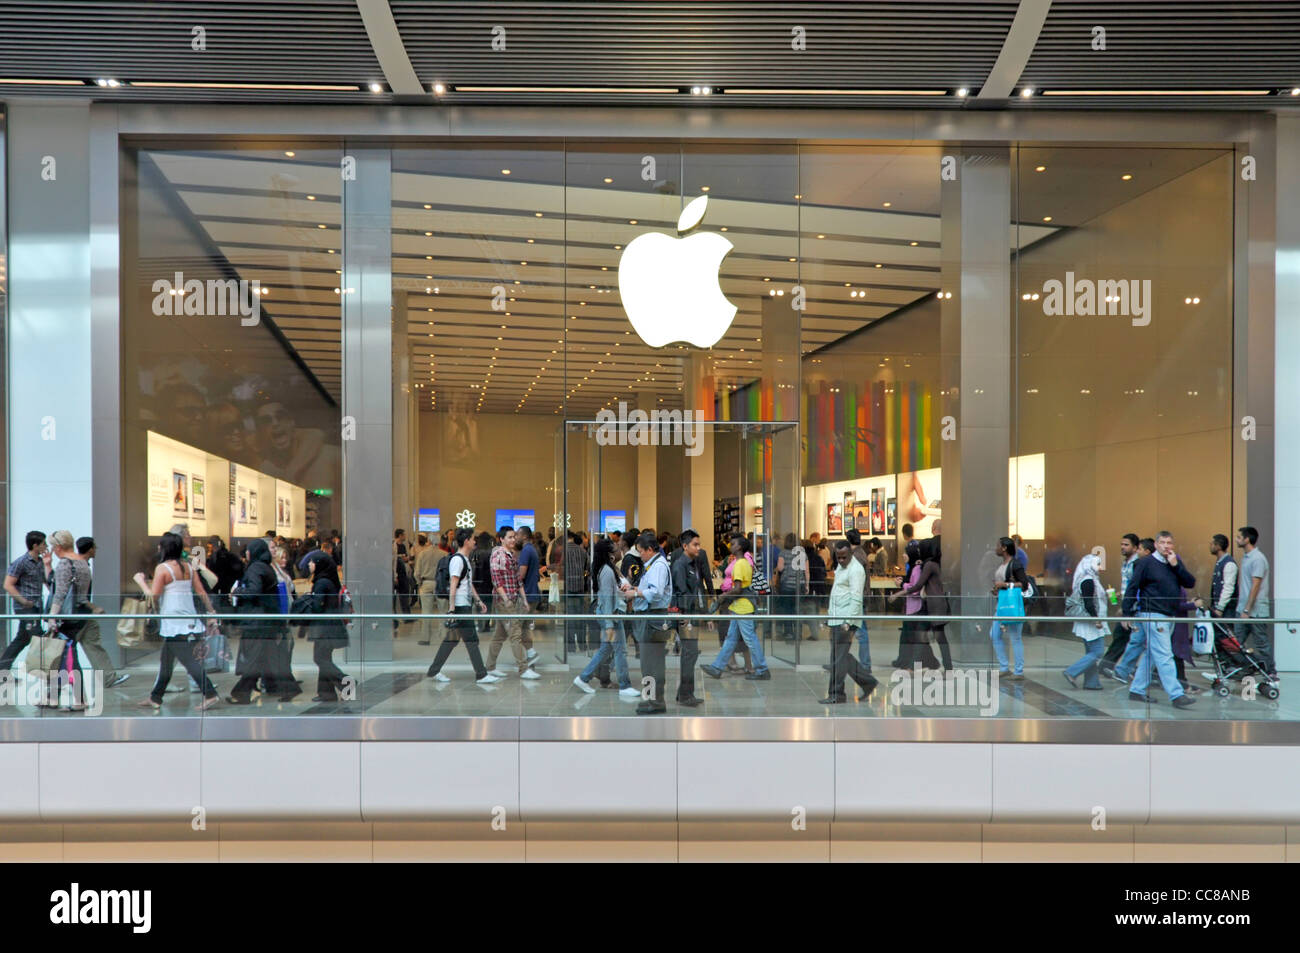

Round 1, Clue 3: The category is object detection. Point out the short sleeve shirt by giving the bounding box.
[518,544,540,597]
[5,553,46,608]
[1241,548,1270,617]
[729,557,754,615]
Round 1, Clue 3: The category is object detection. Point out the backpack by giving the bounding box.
[434,553,454,599]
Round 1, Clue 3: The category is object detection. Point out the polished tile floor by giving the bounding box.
[10,616,1296,720]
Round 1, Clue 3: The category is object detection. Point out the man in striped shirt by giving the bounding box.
[486,526,539,678]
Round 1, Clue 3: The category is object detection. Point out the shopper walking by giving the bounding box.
[1062,552,1108,689]
[304,552,350,701]
[668,529,705,706]
[1099,533,1141,676]
[821,540,878,703]
[990,536,1030,679]
[573,537,639,698]
[227,538,297,703]
[775,532,809,642]
[624,531,676,714]
[68,537,126,687]
[484,526,538,679]
[1235,526,1274,676]
[700,536,770,684]
[1121,531,1197,707]
[413,536,442,646]
[1,531,50,672]
[426,528,499,684]
[135,532,221,710]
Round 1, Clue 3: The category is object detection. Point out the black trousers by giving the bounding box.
[1103,621,1130,663]
[427,606,488,679]
[828,623,874,697]
[637,618,673,708]
[896,618,939,669]
[0,611,40,671]
[151,637,218,702]
[676,630,700,700]
[313,641,347,698]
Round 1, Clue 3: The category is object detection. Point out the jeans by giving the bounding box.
[855,624,872,671]
[1102,621,1131,664]
[1237,618,1276,675]
[1064,634,1105,687]
[565,593,593,651]
[150,637,218,702]
[1131,613,1183,699]
[581,621,633,689]
[990,620,1024,675]
[710,615,768,675]
[827,623,874,697]
[1114,620,1148,681]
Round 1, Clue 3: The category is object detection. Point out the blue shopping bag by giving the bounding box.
[995,586,1025,618]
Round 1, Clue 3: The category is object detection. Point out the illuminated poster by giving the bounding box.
[172,471,188,517]
[191,476,205,518]
[826,502,843,535]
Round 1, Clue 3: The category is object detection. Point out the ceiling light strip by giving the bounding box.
[0,78,87,85]
[726,88,947,96]
[453,86,680,93]
[1040,89,1273,96]
[130,81,362,91]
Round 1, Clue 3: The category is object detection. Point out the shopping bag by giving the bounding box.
[1192,608,1215,655]
[995,586,1026,618]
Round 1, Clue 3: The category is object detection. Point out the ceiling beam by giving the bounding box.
[978,0,1053,99]
[356,0,425,96]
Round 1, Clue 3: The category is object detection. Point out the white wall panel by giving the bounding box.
[677,742,834,821]
[361,741,519,820]
[201,742,360,821]
[836,743,993,821]
[519,742,675,820]
[40,741,198,821]
[992,744,1150,824]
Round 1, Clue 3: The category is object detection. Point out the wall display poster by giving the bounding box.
[600,510,626,534]
[191,476,206,518]
[896,468,942,539]
[237,489,249,525]
[172,471,188,517]
[842,493,855,525]
[886,499,897,534]
[826,502,843,535]
[249,490,258,524]
[852,501,872,533]
[417,509,440,533]
[870,488,887,535]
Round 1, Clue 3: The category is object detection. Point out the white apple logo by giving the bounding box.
[618,195,737,348]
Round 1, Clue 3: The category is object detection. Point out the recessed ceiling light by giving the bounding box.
[956,87,969,98]
[423,204,432,209]
[501,169,511,175]
[603,177,613,184]
[1020,87,1034,98]
[1035,165,1046,173]
[535,212,543,217]
[317,224,327,229]
[883,201,892,208]
[1042,215,1053,222]
[1121,173,1133,181]
[368,82,383,93]
[910,241,918,246]
[629,219,637,225]
[432,82,446,95]
[285,151,296,157]
[817,234,825,239]
[306,195,316,201]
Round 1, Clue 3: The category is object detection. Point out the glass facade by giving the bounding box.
[4,123,1283,722]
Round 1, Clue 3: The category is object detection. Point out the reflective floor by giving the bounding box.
[8,615,1294,721]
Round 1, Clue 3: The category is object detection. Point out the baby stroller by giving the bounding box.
[1202,621,1280,699]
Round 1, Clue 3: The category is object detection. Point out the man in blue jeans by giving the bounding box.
[1120,531,1196,709]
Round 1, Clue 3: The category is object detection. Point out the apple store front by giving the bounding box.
[109,110,1269,701]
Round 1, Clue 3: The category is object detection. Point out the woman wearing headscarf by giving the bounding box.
[890,539,939,669]
[305,552,350,702]
[228,538,298,703]
[1062,551,1108,690]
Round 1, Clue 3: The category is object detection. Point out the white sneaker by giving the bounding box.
[476,673,503,685]
[573,675,596,694]
[520,668,541,680]
[489,669,510,678]
[528,622,536,631]
[430,672,450,683]
[618,686,641,698]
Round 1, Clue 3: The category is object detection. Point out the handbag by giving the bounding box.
[1064,593,1087,617]
[1192,608,1214,654]
[198,631,232,673]
[26,634,68,670]
[116,595,158,647]
[995,586,1026,618]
